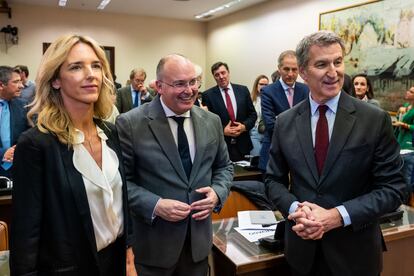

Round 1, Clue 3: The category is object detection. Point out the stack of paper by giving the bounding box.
[235,211,278,242]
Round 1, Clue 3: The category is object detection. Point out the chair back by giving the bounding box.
[0,221,8,250]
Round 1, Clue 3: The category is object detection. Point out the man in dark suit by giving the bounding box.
[0,66,29,178]
[259,50,309,171]
[116,68,152,113]
[202,62,257,161]
[116,54,233,276]
[265,31,406,276]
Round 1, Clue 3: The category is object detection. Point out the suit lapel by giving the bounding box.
[276,83,290,110]
[60,143,99,263]
[232,84,243,121]
[320,93,356,183]
[147,97,189,183]
[213,86,229,121]
[125,88,133,110]
[295,100,319,183]
[189,107,206,185]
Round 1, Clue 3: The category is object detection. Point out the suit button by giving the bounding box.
[188,188,192,193]
[317,193,322,197]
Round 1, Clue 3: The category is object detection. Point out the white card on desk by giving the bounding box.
[249,210,277,225]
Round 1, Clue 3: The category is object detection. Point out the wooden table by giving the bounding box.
[212,205,414,276]
[212,217,290,276]
[381,205,414,276]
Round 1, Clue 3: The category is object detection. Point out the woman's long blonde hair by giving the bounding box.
[251,75,268,103]
[28,34,114,145]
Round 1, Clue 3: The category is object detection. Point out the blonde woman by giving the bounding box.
[10,34,136,276]
[250,74,269,157]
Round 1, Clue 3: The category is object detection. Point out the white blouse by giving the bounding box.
[72,126,124,251]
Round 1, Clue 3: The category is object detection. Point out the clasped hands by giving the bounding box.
[224,121,246,137]
[154,186,218,222]
[288,202,343,240]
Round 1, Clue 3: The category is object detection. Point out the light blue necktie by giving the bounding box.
[0,101,12,170]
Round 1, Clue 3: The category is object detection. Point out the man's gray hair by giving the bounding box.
[277,50,296,67]
[296,31,345,68]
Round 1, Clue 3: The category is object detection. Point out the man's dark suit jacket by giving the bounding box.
[116,86,153,114]
[10,121,132,276]
[259,81,309,171]
[265,92,406,276]
[0,98,30,178]
[202,84,257,160]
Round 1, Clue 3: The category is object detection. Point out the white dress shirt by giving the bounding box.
[72,126,124,251]
[220,84,238,119]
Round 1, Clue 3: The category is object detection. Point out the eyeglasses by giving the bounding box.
[258,83,268,86]
[133,79,145,84]
[159,78,198,89]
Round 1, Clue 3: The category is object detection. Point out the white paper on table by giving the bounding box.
[236,211,277,242]
[233,160,250,167]
[237,211,277,230]
[234,227,275,242]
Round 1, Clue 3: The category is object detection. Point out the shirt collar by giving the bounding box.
[279,79,295,91]
[130,85,140,93]
[309,91,341,116]
[73,125,108,145]
[160,96,191,118]
[219,83,233,93]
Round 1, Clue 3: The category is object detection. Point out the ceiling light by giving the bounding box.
[195,0,243,19]
[58,0,67,7]
[97,0,111,10]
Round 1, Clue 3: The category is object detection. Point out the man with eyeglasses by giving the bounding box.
[0,66,29,178]
[116,68,153,113]
[259,50,309,171]
[202,61,257,162]
[116,54,233,276]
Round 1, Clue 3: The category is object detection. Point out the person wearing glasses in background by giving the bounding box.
[116,54,233,276]
[259,50,309,171]
[249,75,269,158]
[116,68,153,113]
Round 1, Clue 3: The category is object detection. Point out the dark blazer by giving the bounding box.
[10,121,131,276]
[265,92,406,276]
[0,98,30,178]
[259,81,308,170]
[202,84,257,160]
[116,86,153,114]
[116,95,233,268]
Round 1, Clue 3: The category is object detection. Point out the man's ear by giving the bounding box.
[51,79,61,90]
[299,67,307,83]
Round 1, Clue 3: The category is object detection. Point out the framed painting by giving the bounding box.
[319,0,414,111]
[42,43,115,75]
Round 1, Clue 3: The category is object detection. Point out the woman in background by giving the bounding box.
[10,34,136,275]
[249,75,269,157]
[352,73,380,107]
[394,86,414,194]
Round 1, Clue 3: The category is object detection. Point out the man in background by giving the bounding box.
[0,66,29,178]
[14,65,35,104]
[202,62,257,161]
[265,31,406,276]
[259,50,309,171]
[116,54,233,275]
[116,68,152,113]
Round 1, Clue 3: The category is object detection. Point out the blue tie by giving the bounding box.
[0,102,12,170]
[133,91,140,108]
[171,117,192,179]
